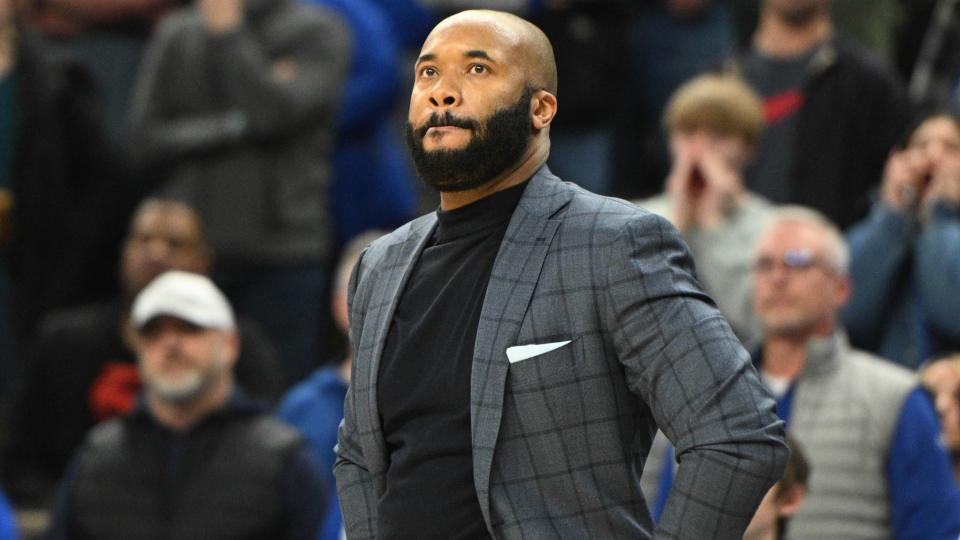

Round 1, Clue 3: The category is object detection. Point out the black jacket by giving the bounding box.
[730,36,911,229]
[48,392,327,540]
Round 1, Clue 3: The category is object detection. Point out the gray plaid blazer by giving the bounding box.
[334,167,787,539]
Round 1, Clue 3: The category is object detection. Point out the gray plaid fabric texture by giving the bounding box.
[335,167,788,539]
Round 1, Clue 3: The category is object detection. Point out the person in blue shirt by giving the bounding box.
[304,0,417,246]
[842,112,960,370]
[921,354,960,484]
[277,231,383,540]
[751,205,960,540]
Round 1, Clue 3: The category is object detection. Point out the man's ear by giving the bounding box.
[777,485,806,518]
[223,330,241,368]
[531,90,557,130]
[835,274,852,310]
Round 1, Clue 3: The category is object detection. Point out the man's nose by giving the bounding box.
[144,239,173,261]
[428,81,460,108]
[765,263,792,284]
[926,142,946,164]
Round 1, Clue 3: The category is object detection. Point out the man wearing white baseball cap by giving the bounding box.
[47,271,329,540]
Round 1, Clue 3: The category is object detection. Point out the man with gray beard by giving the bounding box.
[47,271,328,540]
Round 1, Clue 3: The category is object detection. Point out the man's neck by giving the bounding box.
[438,138,549,211]
[762,323,834,379]
[762,336,808,380]
[148,378,233,432]
[754,9,832,59]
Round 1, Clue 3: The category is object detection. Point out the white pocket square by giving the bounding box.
[506,340,572,363]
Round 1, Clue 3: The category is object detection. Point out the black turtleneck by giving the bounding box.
[376,181,528,540]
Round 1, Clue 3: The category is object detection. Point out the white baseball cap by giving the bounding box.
[132,271,235,331]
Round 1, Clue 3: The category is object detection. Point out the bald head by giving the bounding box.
[427,10,557,94]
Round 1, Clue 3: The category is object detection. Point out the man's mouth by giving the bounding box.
[425,125,468,137]
[416,113,478,139]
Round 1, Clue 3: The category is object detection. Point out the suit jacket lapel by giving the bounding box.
[362,215,438,483]
[471,166,573,527]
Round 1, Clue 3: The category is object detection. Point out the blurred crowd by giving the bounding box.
[0,0,959,538]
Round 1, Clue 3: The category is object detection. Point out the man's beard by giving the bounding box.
[405,87,534,192]
[142,350,227,405]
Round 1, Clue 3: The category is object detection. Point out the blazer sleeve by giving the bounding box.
[333,248,379,539]
[602,212,788,539]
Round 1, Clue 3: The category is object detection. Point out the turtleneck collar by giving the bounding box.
[800,330,848,379]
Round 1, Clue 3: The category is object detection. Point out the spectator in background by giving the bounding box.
[307,0,417,247]
[536,0,629,195]
[731,0,909,229]
[614,0,737,199]
[277,230,383,540]
[921,353,960,484]
[46,271,327,540]
[752,206,960,539]
[1,199,283,509]
[636,73,771,346]
[128,0,351,386]
[743,436,809,540]
[0,0,129,401]
[843,112,960,370]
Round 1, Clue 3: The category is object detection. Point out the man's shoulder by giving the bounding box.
[843,347,918,397]
[232,413,306,453]
[820,35,904,89]
[546,177,667,239]
[277,368,346,421]
[84,417,128,451]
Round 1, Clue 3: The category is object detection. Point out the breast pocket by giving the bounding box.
[507,337,582,390]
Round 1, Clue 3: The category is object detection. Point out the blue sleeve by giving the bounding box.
[0,490,17,540]
[283,445,331,540]
[841,203,912,350]
[887,388,960,540]
[915,201,960,341]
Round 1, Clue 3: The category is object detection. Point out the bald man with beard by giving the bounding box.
[334,10,787,539]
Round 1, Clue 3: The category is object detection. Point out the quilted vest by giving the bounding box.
[70,411,303,540]
[786,332,915,540]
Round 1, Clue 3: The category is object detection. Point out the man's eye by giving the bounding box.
[470,64,487,74]
[421,66,437,77]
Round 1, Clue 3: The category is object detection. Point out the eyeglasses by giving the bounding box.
[753,248,833,275]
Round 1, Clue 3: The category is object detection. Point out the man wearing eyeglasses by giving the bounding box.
[751,206,960,540]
